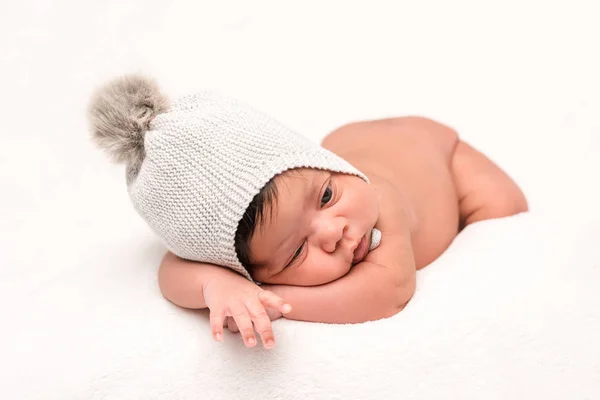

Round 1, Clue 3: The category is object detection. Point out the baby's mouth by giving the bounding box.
[352,233,369,264]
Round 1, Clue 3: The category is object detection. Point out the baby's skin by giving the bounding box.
[159,117,528,348]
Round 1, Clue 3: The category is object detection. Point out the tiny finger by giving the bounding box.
[229,304,257,347]
[209,310,226,342]
[258,290,292,314]
[246,300,276,349]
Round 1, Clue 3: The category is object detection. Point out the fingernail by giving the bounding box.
[248,337,256,346]
[215,333,222,341]
[266,339,274,348]
[282,304,292,313]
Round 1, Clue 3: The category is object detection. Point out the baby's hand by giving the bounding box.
[224,307,283,334]
[203,276,291,349]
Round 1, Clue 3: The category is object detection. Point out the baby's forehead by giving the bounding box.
[276,168,311,183]
[271,168,328,205]
[273,168,325,189]
[259,168,322,226]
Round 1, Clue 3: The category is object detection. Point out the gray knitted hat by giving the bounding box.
[88,75,368,281]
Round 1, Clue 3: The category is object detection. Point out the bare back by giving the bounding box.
[321,117,460,269]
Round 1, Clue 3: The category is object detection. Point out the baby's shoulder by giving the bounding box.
[366,170,419,236]
[322,116,459,161]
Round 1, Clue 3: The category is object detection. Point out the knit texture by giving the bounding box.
[127,92,367,280]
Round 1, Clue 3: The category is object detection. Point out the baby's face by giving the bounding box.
[249,168,379,286]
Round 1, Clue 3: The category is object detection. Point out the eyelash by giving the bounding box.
[320,184,333,207]
[286,242,304,268]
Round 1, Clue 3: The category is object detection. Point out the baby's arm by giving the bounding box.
[265,231,415,323]
[159,251,234,309]
[159,252,291,348]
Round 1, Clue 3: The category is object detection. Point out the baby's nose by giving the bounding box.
[321,236,337,253]
[314,217,346,253]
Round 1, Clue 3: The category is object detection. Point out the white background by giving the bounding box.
[1,1,599,398]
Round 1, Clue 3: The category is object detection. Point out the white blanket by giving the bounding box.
[2,212,599,399]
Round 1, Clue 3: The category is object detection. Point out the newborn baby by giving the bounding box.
[89,75,528,349]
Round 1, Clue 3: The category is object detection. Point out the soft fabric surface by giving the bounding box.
[1,1,599,399]
[3,212,600,399]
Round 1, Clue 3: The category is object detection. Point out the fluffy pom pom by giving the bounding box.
[87,74,169,167]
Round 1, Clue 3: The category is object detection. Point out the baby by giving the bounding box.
[89,75,528,349]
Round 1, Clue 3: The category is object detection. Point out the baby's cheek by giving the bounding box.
[353,185,379,221]
[329,257,352,279]
[306,255,350,284]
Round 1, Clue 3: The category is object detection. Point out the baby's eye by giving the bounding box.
[320,185,332,207]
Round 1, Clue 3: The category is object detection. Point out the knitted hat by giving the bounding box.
[88,75,368,281]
